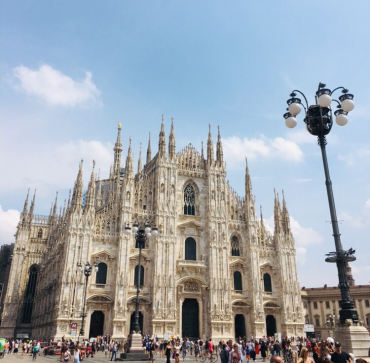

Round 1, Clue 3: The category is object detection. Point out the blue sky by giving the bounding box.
[1,1,370,287]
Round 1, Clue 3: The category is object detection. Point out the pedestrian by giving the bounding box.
[62,348,71,363]
[194,342,200,361]
[149,340,156,363]
[284,341,295,363]
[298,347,315,363]
[74,346,80,363]
[260,341,267,363]
[165,342,172,363]
[32,343,39,361]
[330,342,352,363]
[181,340,187,361]
[230,344,241,363]
[111,341,117,361]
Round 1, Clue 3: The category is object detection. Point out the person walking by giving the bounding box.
[111,341,118,361]
[181,340,187,361]
[330,342,352,363]
[165,342,172,363]
[297,347,315,363]
[73,346,80,363]
[260,341,267,363]
[230,344,241,363]
[32,343,39,361]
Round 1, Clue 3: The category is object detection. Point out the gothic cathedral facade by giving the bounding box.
[1,120,304,340]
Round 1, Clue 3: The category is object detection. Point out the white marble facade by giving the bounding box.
[0,120,304,341]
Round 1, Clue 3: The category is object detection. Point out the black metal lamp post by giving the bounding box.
[77,261,98,337]
[124,221,158,334]
[283,83,358,324]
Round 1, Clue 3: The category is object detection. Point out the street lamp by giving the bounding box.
[283,83,359,324]
[77,261,99,337]
[326,309,336,338]
[124,221,158,334]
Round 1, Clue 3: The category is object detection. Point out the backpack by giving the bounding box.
[220,349,229,363]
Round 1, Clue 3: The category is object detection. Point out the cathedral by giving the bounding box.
[0,118,305,341]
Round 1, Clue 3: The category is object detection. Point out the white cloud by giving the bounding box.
[222,135,303,169]
[287,129,316,144]
[0,139,113,195]
[338,148,370,166]
[264,215,323,265]
[12,64,101,107]
[0,206,20,246]
[339,199,370,228]
[271,137,303,162]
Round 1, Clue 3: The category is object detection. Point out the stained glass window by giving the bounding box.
[184,184,195,215]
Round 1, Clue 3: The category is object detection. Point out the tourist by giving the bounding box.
[260,341,267,362]
[110,341,117,361]
[194,342,200,361]
[174,341,181,363]
[181,340,187,361]
[61,347,71,363]
[330,342,352,363]
[273,341,280,356]
[284,341,295,363]
[297,347,314,363]
[32,342,39,361]
[164,341,172,363]
[270,355,283,363]
[149,339,156,363]
[230,344,241,363]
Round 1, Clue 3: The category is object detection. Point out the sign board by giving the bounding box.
[71,323,77,330]
[163,333,169,341]
[71,331,76,336]
[16,333,29,339]
[304,324,315,333]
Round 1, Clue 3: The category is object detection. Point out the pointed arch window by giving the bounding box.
[96,263,107,284]
[134,265,144,287]
[37,228,43,239]
[231,236,240,256]
[184,184,195,215]
[21,266,38,324]
[185,237,196,261]
[264,273,272,292]
[234,271,242,291]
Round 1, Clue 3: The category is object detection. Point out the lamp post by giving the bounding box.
[326,309,336,338]
[124,221,158,334]
[283,83,358,324]
[77,261,99,337]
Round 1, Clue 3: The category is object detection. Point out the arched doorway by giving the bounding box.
[266,315,276,337]
[89,311,104,338]
[130,311,143,334]
[235,314,246,339]
[182,299,199,339]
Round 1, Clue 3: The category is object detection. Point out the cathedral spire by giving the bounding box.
[158,115,166,157]
[216,125,223,164]
[53,191,58,217]
[22,188,30,216]
[245,157,253,197]
[207,124,214,163]
[146,133,152,164]
[125,137,134,177]
[138,143,143,173]
[274,189,282,234]
[85,160,96,211]
[29,189,36,220]
[72,159,84,212]
[169,117,176,159]
[201,141,204,159]
[113,123,123,174]
[281,190,291,233]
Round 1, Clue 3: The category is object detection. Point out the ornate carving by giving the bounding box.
[184,281,198,291]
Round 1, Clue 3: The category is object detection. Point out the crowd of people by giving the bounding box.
[0,335,367,363]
